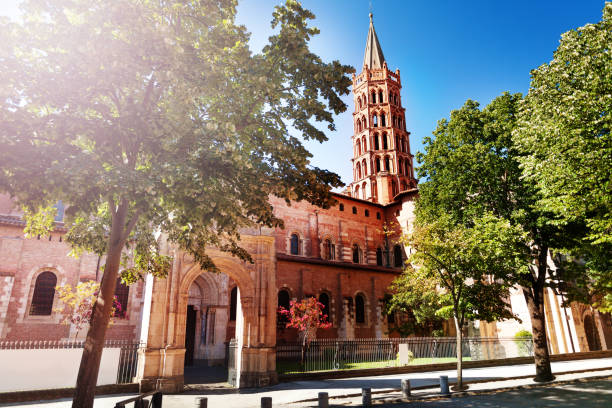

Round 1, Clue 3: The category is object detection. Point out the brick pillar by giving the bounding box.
[0,275,15,339]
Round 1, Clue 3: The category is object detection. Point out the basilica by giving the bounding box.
[0,15,609,390]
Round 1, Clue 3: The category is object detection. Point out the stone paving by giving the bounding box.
[1,358,611,408]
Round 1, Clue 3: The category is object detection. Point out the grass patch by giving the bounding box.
[277,357,472,375]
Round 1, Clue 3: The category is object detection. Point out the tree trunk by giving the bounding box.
[72,203,127,408]
[523,246,554,382]
[453,315,466,391]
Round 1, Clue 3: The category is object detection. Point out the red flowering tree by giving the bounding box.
[279,297,331,368]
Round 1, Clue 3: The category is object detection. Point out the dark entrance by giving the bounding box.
[185,305,197,366]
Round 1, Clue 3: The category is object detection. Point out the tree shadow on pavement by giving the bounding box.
[376,379,612,408]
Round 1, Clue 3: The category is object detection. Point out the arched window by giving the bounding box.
[372,181,377,198]
[378,90,383,103]
[583,314,602,351]
[373,114,378,127]
[371,91,376,104]
[29,271,57,316]
[319,292,331,322]
[374,134,380,150]
[354,184,360,197]
[361,136,367,152]
[383,133,388,149]
[365,209,370,217]
[362,182,367,199]
[339,203,344,211]
[394,245,404,267]
[391,180,398,196]
[277,289,290,328]
[356,163,362,180]
[290,233,300,255]
[357,96,362,110]
[362,117,367,130]
[405,160,410,176]
[229,286,238,321]
[375,157,381,172]
[323,239,335,260]
[398,158,403,175]
[384,156,390,171]
[362,159,367,176]
[357,120,362,133]
[355,294,366,323]
[114,278,129,318]
[376,247,383,266]
[352,243,361,263]
[352,206,357,214]
[381,113,386,127]
[356,142,361,157]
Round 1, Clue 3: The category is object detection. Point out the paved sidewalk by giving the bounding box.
[1,357,611,408]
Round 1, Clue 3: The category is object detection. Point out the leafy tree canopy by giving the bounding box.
[513,3,612,312]
[401,213,527,329]
[514,3,611,246]
[0,0,353,279]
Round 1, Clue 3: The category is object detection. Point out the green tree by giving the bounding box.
[0,1,352,406]
[417,93,566,382]
[392,213,526,390]
[514,3,612,312]
[386,263,448,336]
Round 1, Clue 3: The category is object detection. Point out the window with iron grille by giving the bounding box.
[114,278,129,318]
[29,271,57,316]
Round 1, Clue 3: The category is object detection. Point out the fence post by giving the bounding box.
[195,397,207,408]
[439,375,449,396]
[362,387,372,406]
[261,396,272,408]
[401,378,411,398]
[318,392,329,408]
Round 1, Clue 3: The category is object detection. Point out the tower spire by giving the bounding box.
[363,13,385,69]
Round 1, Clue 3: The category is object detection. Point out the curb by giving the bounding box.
[0,383,139,405]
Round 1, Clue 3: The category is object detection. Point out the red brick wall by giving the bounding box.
[0,223,144,342]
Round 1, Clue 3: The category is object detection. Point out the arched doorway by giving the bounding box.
[183,272,234,384]
[136,237,278,392]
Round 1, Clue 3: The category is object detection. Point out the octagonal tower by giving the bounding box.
[349,13,417,205]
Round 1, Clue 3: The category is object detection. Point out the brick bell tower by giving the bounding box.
[349,13,417,205]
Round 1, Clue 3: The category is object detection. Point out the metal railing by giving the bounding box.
[276,337,534,374]
[0,339,144,384]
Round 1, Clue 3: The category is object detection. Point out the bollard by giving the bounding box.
[261,396,272,408]
[439,375,450,396]
[318,392,329,408]
[196,397,208,408]
[362,387,372,406]
[401,378,411,398]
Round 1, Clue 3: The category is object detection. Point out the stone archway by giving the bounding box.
[136,235,278,392]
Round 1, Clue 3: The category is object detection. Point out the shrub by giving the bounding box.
[515,329,534,357]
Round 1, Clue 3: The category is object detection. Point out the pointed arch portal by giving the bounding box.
[137,235,278,391]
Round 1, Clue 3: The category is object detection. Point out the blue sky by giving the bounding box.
[1,1,607,186]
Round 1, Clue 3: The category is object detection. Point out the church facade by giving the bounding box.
[0,15,610,390]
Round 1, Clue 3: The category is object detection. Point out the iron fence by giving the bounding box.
[0,339,144,384]
[276,337,534,374]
